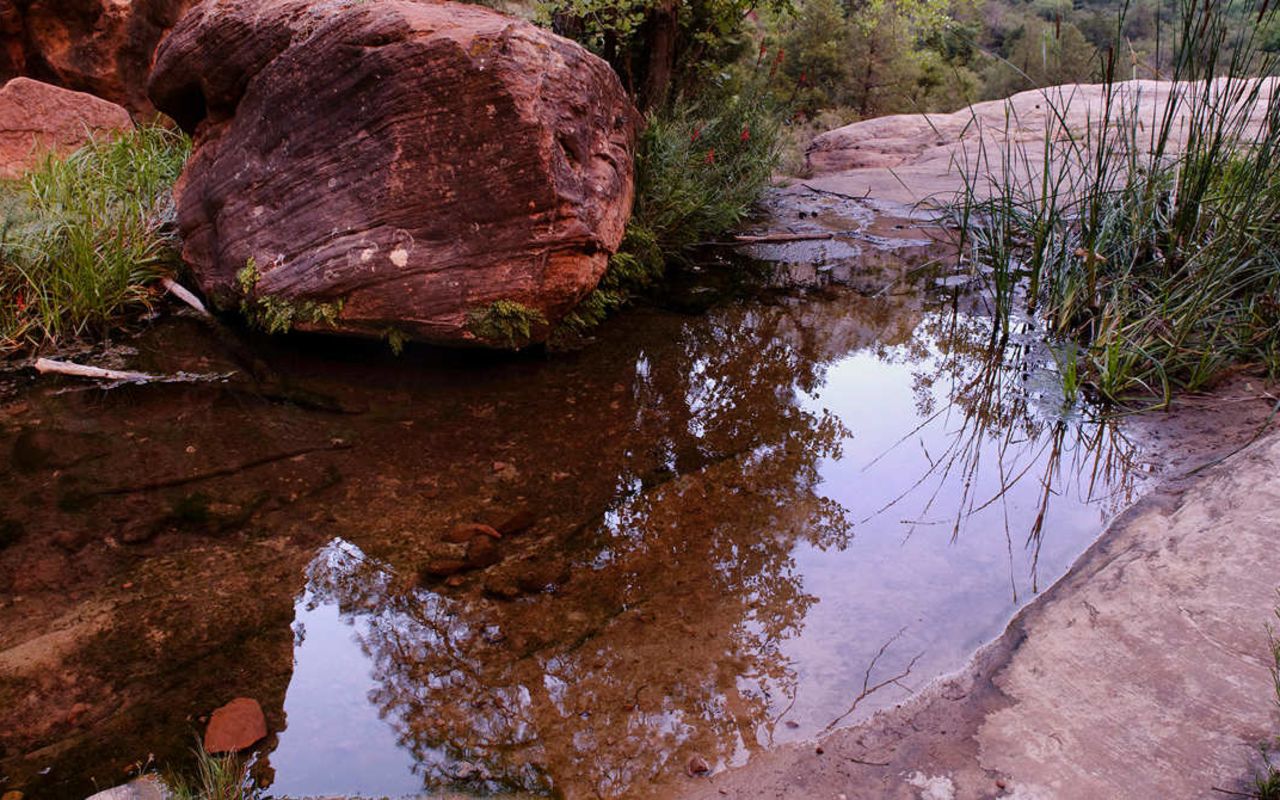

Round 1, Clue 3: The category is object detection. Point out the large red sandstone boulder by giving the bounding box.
[0,77,132,178]
[0,0,198,113]
[148,0,637,348]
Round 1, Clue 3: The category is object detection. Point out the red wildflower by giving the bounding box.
[15,291,25,313]
[690,126,702,143]
[799,70,808,86]
[769,47,785,78]
[740,125,751,142]
[757,41,768,67]
[704,148,716,165]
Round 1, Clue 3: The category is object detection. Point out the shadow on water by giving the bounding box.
[0,261,1145,799]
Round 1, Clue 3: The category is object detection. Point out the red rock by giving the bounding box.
[465,534,501,568]
[445,522,502,544]
[0,78,131,179]
[492,507,536,536]
[1,0,198,112]
[203,696,266,753]
[147,0,637,348]
[420,558,472,579]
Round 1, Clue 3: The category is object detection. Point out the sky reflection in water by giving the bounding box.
[264,302,1140,799]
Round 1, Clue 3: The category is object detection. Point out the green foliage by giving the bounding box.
[164,742,256,800]
[236,257,345,335]
[953,0,1280,403]
[761,0,982,118]
[0,126,190,353]
[466,299,549,349]
[538,0,783,106]
[556,89,782,339]
[383,326,408,356]
[980,18,1097,100]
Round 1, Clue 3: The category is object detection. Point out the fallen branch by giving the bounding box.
[161,277,212,319]
[824,627,924,732]
[733,231,837,243]
[96,441,355,495]
[33,358,232,386]
[34,358,156,383]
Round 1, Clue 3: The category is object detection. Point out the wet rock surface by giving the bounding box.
[0,77,131,178]
[149,0,636,347]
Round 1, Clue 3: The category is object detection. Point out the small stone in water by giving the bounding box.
[203,697,266,754]
[420,559,471,578]
[492,508,536,535]
[445,523,501,543]
[466,535,501,568]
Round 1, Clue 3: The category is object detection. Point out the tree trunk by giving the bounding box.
[640,0,678,111]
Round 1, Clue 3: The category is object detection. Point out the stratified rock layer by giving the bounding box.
[149,0,637,347]
[0,77,132,178]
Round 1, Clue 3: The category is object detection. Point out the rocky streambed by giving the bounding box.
[1,190,1238,799]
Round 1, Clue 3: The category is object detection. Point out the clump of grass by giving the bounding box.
[163,742,255,800]
[235,258,345,334]
[952,0,1280,405]
[466,299,548,349]
[555,89,783,339]
[0,126,190,353]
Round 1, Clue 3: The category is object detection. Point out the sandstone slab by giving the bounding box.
[149,0,637,347]
[804,78,1280,207]
[0,77,131,179]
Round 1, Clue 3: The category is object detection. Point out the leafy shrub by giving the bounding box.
[467,299,549,349]
[556,88,782,338]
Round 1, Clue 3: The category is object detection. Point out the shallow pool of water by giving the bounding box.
[0,275,1146,799]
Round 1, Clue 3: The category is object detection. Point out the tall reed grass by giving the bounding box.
[952,0,1280,404]
[0,126,190,354]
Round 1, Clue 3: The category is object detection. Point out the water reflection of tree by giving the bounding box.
[298,297,868,799]
[281,289,1141,798]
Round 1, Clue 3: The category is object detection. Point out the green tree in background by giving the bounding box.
[539,0,787,108]
[980,17,1096,99]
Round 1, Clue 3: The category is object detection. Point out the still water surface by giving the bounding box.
[0,275,1143,799]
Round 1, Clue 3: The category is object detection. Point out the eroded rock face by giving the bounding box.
[0,77,132,178]
[149,0,637,347]
[0,0,199,113]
